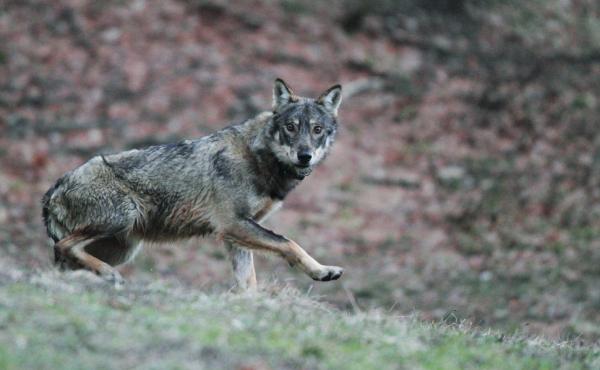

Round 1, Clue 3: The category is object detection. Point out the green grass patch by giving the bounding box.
[0,272,598,369]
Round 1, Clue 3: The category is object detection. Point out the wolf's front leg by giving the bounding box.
[222,219,343,282]
[226,242,257,291]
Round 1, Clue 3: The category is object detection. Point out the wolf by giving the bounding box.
[42,79,344,290]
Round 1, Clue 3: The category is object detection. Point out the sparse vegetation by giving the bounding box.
[0,269,598,370]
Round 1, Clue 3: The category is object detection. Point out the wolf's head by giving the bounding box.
[266,78,342,179]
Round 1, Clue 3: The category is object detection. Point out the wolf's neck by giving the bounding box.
[249,120,302,200]
[255,149,300,199]
[246,112,272,149]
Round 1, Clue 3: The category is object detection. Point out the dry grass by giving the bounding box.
[0,265,598,370]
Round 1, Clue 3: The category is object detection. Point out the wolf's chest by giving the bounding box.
[251,198,282,222]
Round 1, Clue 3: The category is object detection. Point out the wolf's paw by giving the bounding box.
[101,270,125,289]
[312,265,344,282]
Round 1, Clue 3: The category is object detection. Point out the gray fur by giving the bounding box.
[42,79,344,289]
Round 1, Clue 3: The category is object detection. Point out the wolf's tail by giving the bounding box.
[41,176,67,244]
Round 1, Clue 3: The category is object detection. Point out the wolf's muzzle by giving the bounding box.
[297,153,312,166]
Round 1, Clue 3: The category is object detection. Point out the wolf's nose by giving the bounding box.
[297,153,312,165]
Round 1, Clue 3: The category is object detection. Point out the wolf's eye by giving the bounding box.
[285,123,295,132]
[313,126,322,134]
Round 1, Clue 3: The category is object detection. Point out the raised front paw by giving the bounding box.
[311,265,344,282]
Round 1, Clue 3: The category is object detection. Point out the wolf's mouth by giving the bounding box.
[292,164,312,179]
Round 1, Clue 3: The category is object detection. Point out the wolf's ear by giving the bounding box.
[273,78,297,112]
[317,84,342,116]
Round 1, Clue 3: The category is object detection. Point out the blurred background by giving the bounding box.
[1,0,599,341]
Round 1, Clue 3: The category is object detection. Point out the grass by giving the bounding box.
[0,270,598,370]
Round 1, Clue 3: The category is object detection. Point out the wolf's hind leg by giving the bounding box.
[226,242,257,291]
[84,236,141,266]
[55,233,124,286]
[223,219,343,282]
